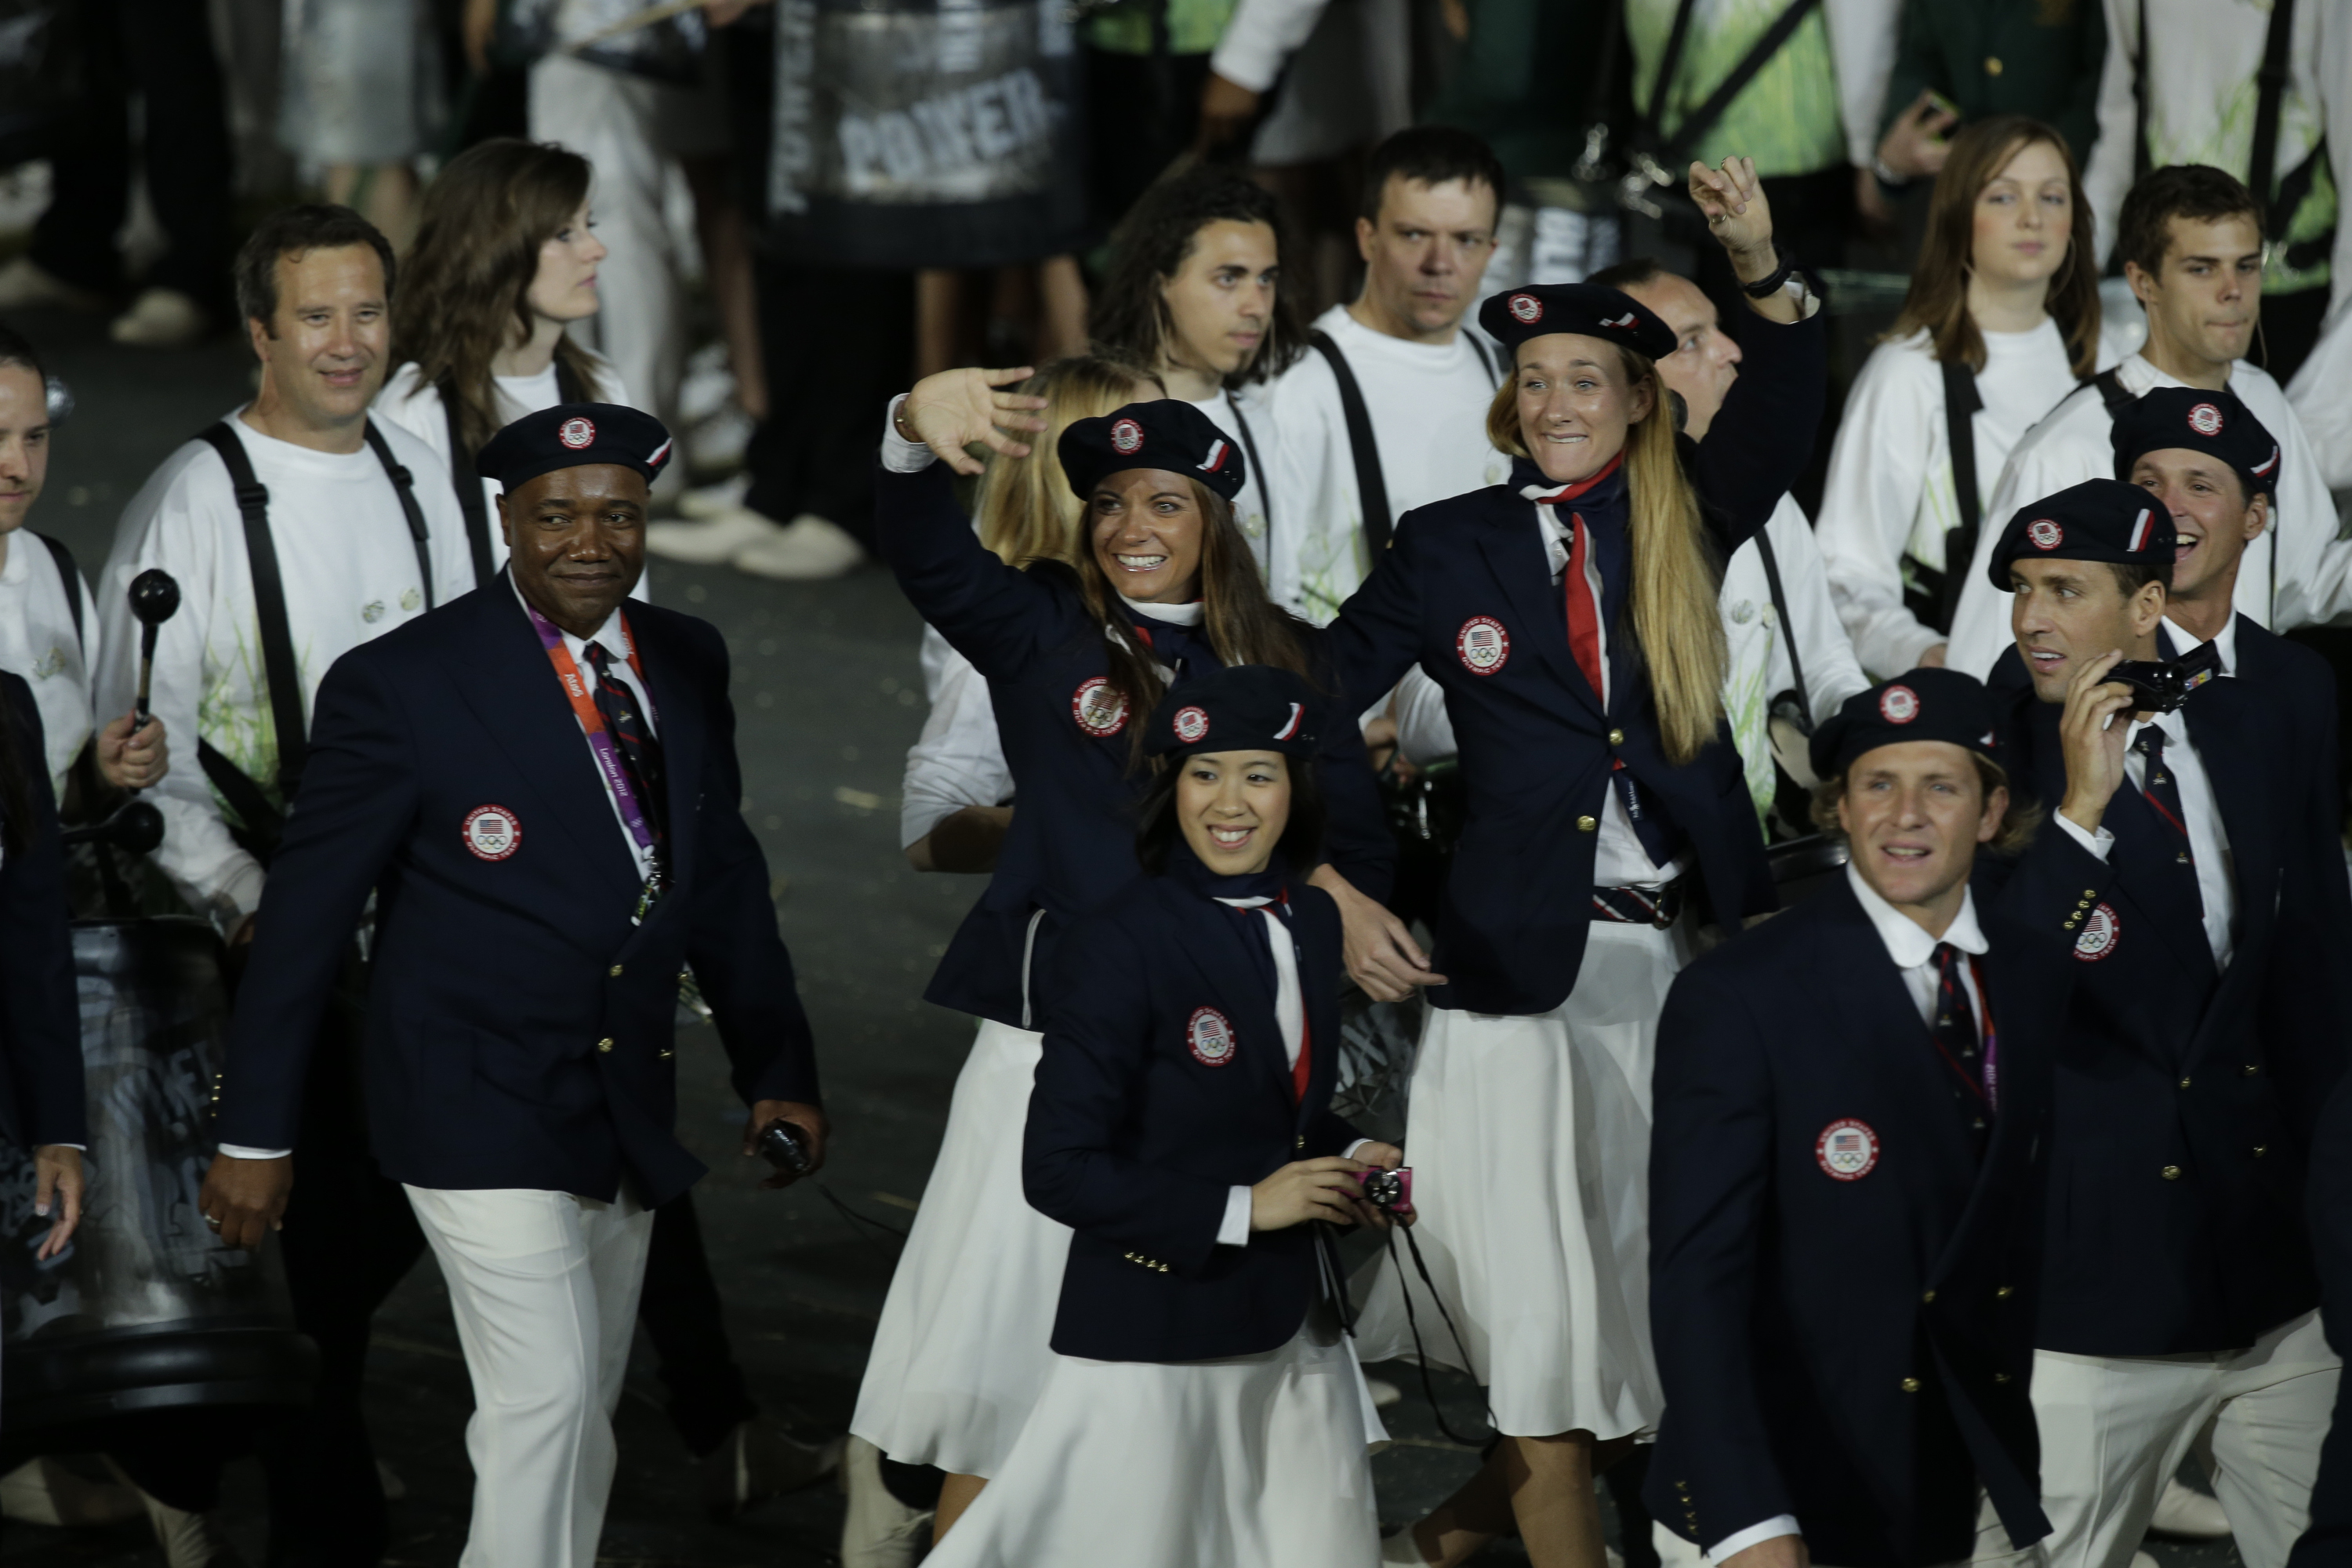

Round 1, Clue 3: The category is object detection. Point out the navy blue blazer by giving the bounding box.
[2292,1073,2352,1568]
[0,673,85,1152]
[1323,305,1826,1016]
[874,459,1392,1029]
[1648,873,2062,1568]
[1984,617,2351,1355]
[211,582,820,1207]
[1024,868,1363,1362]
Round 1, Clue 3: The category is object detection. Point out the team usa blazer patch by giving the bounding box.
[1187,1007,1237,1066]
[1816,1118,1879,1181]
[1457,615,1510,674]
[463,804,521,861]
[1072,676,1128,737]
[2074,902,2120,961]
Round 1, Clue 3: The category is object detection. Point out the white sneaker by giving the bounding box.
[699,1420,841,1519]
[732,514,866,581]
[645,506,787,564]
[110,288,208,348]
[0,1457,144,1525]
[0,256,105,311]
[2149,1477,2232,1538]
[839,1436,933,1568]
[679,473,751,520]
[133,1485,244,1568]
[688,404,753,474]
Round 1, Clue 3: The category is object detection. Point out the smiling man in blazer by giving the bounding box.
[1649,669,2067,1568]
[197,403,825,1568]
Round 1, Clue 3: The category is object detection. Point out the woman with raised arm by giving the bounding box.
[1817,115,2118,679]
[854,373,1392,1543]
[1323,158,1827,1568]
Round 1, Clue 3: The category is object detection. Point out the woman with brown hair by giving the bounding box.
[1817,114,2123,681]
[1321,158,1823,1568]
[374,137,626,589]
[861,378,1392,1543]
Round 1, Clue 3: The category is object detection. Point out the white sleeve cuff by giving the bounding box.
[880,394,936,474]
[2054,813,2115,861]
[217,1144,293,1161]
[1706,1516,1802,1563]
[1343,1138,1377,1160]
[1217,1184,1254,1247]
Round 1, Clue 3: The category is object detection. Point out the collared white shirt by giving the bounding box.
[1530,485,1684,888]
[2050,615,2237,970]
[510,576,661,884]
[1708,865,1990,1563]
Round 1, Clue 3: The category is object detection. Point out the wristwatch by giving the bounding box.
[1740,248,1797,299]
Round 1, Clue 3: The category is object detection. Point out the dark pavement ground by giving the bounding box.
[0,306,2243,1568]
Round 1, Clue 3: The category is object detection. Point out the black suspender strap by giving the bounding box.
[442,384,496,588]
[361,418,436,613]
[1752,523,1810,728]
[1646,0,1824,168]
[34,532,84,655]
[1308,329,1396,557]
[1464,329,1500,389]
[194,421,310,844]
[1223,394,1272,561]
[2086,368,2136,415]
[1937,358,1984,634]
[2132,0,2151,184]
[2249,0,2296,238]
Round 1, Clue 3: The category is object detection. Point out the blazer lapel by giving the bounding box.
[433,583,644,902]
[1294,891,1345,1136]
[1814,881,1978,1178]
[1172,895,1292,1105]
[1475,512,1602,720]
[627,610,705,933]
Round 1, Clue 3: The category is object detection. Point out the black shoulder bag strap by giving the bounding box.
[194,422,307,848]
[2132,0,2151,183]
[1751,524,1811,728]
[2087,367,2136,415]
[34,532,84,655]
[1464,330,1501,388]
[361,418,437,613]
[1937,358,1985,633]
[2249,0,2296,235]
[441,383,496,588]
[1652,0,1825,169]
[1308,329,1396,556]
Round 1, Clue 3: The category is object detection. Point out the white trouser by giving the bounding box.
[528,54,723,445]
[1971,1310,2339,1568]
[405,1183,657,1568]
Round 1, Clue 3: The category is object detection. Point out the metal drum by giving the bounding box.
[0,918,314,1433]
[1768,833,1852,909]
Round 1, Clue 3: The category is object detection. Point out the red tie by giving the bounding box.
[1292,1015,1312,1105]
[1537,454,1623,709]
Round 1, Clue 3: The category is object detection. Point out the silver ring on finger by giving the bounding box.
[205,1212,222,1230]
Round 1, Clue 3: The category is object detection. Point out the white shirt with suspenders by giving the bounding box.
[0,530,103,800]
[93,412,474,933]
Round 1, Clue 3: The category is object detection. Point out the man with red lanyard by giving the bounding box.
[198,402,827,1568]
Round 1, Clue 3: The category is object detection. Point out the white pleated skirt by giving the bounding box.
[922,1319,1388,1568]
[849,1018,1072,1477]
[1350,919,1688,1439]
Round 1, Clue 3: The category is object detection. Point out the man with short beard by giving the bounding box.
[1975,473,2349,1568]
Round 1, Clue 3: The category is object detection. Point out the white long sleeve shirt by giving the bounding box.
[1817,321,2124,680]
[93,410,477,931]
[0,531,102,800]
[2082,0,2352,308]
[2286,305,2352,492]
[1260,304,1509,624]
[1944,351,2352,678]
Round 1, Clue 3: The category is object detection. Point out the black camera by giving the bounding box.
[757,1120,813,1176]
[2107,641,2222,715]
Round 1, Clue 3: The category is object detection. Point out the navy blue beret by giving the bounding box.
[2111,386,2281,503]
[475,402,673,491]
[1145,664,1322,759]
[1059,399,1246,504]
[1986,478,2176,590]
[1809,668,2000,782]
[1476,283,1678,361]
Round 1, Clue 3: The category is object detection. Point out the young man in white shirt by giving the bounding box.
[93,203,474,1564]
[1258,125,1511,624]
[1944,165,2352,678]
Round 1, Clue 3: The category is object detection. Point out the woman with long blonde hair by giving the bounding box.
[1320,159,1825,1568]
[1817,115,2123,679]
[375,137,624,586]
[855,360,1395,1545]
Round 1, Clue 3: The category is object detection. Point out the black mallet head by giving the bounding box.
[129,569,181,628]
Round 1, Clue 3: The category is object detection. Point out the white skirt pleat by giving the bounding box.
[849,1018,1072,1476]
[922,1322,1388,1568]
[1350,919,1687,1439]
